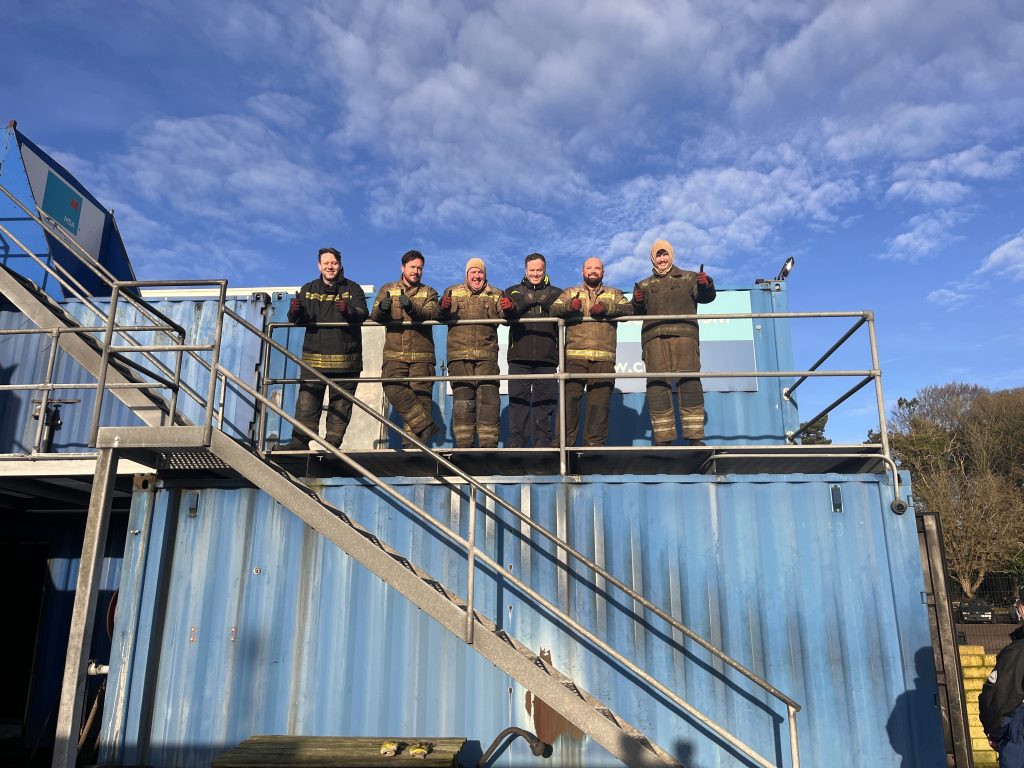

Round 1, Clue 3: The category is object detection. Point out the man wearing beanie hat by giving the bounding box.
[275,246,368,451]
[371,250,441,446]
[632,240,716,445]
[439,258,505,448]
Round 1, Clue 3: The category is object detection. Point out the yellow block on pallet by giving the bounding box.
[960,645,987,655]
[985,654,998,666]
[970,722,990,738]
[964,666,994,679]
[964,678,986,693]
[966,700,980,715]
[972,736,995,752]
[961,653,985,667]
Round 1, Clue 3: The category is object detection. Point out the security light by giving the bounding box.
[775,257,795,281]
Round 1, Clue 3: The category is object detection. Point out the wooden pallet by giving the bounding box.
[212,736,466,767]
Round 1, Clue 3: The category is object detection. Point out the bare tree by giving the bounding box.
[885,384,1024,598]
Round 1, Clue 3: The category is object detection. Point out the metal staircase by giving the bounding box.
[1,188,801,768]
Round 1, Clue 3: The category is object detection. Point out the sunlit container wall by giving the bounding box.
[99,473,943,768]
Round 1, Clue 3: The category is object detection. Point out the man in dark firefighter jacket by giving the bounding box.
[980,594,1024,767]
[502,253,562,448]
[632,239,716,446]
[276,247,367,450]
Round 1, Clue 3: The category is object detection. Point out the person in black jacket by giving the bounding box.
[276,247,368,450]
[501,253,562,448]
[980,595,1024,767]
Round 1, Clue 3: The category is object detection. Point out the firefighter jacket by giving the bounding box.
[288,276,368,372]
[632,266,715,345]
[503,276,562,366]
[439,281,504,362]
[980,623,1024,738]
[551,283,632,362]
[371,281,440,363]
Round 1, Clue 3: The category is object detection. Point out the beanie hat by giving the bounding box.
[650,240,675,275]
[465,257,486,279]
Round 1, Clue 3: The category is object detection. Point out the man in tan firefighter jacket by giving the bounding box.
[371,250,441,445]
[551,257,632,446]
[439,257,505,448]
[276,247,368,451]
[632,239,716,445]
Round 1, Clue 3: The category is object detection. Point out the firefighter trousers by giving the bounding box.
[643,336,705,443]
[449,359,500,448]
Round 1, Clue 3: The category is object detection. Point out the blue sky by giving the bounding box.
[4,1,1023,443]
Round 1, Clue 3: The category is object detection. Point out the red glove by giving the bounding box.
[290,298,300,313]
[590,302,606,317]
[335,299,349,315]
[697,272,709,286]
[499,295,514,311]
[569,295,583,312]
[633,287,645,304]
[440,292,453,311]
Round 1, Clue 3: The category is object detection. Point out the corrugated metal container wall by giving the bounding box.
[0,295,268,453]
[0,308,49,453]
[100,473,942,767]
[262,283,797,449]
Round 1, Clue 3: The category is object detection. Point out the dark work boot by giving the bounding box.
[273,438,309,451]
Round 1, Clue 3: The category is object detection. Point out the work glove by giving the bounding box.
[499,295,514,311]
[440,292,453,311]
[633,286,645,304]
[589,302,606,318]
[379,296,392,313]
[697,264,709,286]
[569,294,583,312]
[290,297,301,313]
[335,299,349,315]
[398,292,412,310]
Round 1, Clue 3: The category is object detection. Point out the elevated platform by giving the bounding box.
[256,441,888,480]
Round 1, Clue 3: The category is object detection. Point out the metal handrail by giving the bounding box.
[216,360,794,768]
[222,306,804,754]
[0,187,216,409]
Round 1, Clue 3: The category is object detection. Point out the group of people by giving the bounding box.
[274,241,716,451]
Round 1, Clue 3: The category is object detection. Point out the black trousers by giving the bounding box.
[507,362,557,447]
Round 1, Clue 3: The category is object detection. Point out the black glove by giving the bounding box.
[379,296,392,313]
[290,298,301,313]
[399,293,412,310]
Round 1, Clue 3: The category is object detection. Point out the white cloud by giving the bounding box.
[980,233,1024,280]
[114,114,342,226]
[880,210,965,262]
[926,286,973,310]
[887,145,1023,203]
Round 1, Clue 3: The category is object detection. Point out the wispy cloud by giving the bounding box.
[980,233,1024,280]
[880,209,966,262]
